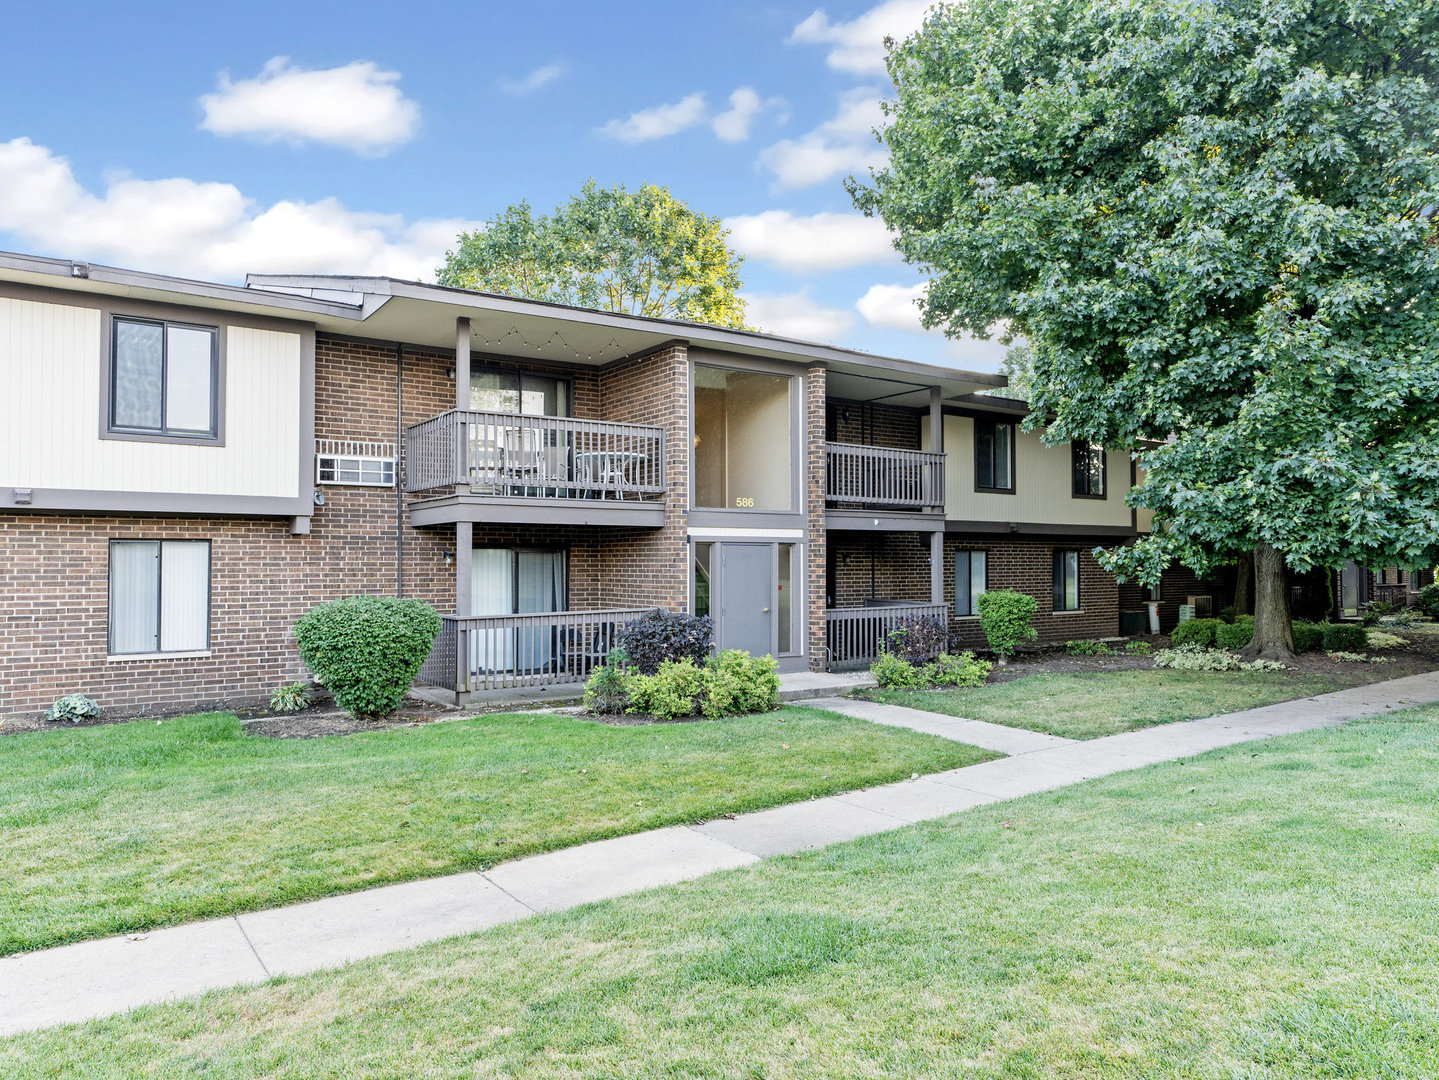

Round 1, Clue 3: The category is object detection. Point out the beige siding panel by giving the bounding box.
[928,414,1133,527]
[0,299,300,498]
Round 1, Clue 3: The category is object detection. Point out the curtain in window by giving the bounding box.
[471,548,515,672]
[158,541,210,651]
[110,541,160,653]
[516,550,566,672]
[113,321,164,429]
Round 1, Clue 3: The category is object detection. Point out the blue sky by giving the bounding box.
[0,0,1009,371]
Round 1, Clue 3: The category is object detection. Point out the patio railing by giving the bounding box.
[826,442,944,510]
[1371,583,1413,609]
[826,601,950,668]
[405,409,665,500]
[417,607,656,693]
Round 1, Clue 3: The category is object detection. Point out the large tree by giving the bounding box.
[438,179,748,328]
[852,0,1439,657]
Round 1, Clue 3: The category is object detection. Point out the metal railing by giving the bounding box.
[825,442,944,510]
[825,602,950,667]
[405,410,665,500]
[417,608,656,693]
[1371,583,1413,609]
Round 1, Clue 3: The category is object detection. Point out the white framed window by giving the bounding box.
[315,440,396,487]
[955,550,988,616]
[108,540,211,655]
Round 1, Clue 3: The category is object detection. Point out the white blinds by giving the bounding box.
[109,540,210,654]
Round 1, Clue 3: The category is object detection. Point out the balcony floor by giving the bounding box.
[409,493,666,528]
[825,507,946,532]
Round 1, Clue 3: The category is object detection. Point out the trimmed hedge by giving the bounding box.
[1214,616,1255,651]
[1170,617,1222,648]
[1322,622,1369,653]
[294,596,442,718]
[1292,621,1325,653]
[976,590,1038,659]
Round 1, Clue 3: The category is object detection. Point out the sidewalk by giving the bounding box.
[4,670,1437,1036]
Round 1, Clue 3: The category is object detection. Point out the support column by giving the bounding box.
[931,530,945,606]
[454,317,470,410]
[454,318,472,501]
[455,522,472,616]
[929,386,943,452]
[929,386,945,605]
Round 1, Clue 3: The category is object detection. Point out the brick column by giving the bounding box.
[806,363,828,670]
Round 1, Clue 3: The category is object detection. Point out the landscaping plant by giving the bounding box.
[293,596,442,719]
[582,649,633,715]
[1152,645,1286,673]
[1066,640,1112,657]
[1123,640,1153,656]
[1365,632,1409,651]
[870,651,931,690]
[1214,617,1255,651]
[885,616,948,665]
[927,651,992,688]
[618,611,714,675]
[700,651,780,719]
[590,648,780,720]
[1291,621,1326,654]
[626,658,706,720]
[975,590,1038,665]
[1321,623,1369,654]
[1416,583,1439,620]
[268,682,312,714]
[1169,618,1222,649]
[43,694,100,724]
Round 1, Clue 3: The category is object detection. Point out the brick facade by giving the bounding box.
[826,399,921,449]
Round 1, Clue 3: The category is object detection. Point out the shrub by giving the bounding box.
[975,590,1038,663]
[1361,600,1397,627]
[1417,582,1439,620]
[927,651,992,687]
[1322,622,1369,653]
[1379,609,1421,628]
[583,649,633,714]
[1365,631,1409,650]
[1292,621,1325,653]
[1170,618,1222,648]
[1124,640,1153,655]
[871,651,930,690]
[886,616,948,665]
[1217,605,1236,624]
[44,694,100,723]
[618,611,714,674]
[1215,617,1255,651]
[294,596,442,718]
[627,658,705,720]
[1066,639,1112,656]
[701,650,780,718]
[1326,651,1370,663]
[268,682,311,714]
[1153,644,1287,672]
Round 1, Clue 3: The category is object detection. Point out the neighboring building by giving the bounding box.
[0,251,1142,713]
[1336,563,1434,619]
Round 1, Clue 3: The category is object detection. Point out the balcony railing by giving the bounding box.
[826,442,944,510]
[1371,583,1413,609]
[417,607,656,694]
[826,601,950,667]
[406,410,665,500]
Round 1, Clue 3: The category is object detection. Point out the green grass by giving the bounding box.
[6,708,1437,1078]
[864,668,1353,739]
[0,707,991,956]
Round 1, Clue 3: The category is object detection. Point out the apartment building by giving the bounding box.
[0,250,1141,713]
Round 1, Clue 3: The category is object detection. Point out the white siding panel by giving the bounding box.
[931,414,1133,528]
[0,299,301,499]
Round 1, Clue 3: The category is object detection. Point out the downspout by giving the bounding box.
[396,342,404,598]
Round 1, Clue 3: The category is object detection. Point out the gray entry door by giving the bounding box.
[719,543,774,657]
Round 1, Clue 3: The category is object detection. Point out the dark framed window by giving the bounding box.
[1071,441,1106,498]
[108,540,211,654]
[1053,550,1080,611]
[955,550,988,616]
[470,368,571,417]
[110,317,218,438]
[975,419,1014,492]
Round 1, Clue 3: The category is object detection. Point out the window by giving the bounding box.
[955,550,988,616]
[1053,550,1081,611]
[108,540,211,655]
[974,420,1014,492]
[316,455,395,487]
[693,365,794,510]
[777,543,795,653]
[1071,441,1106,497]
[692,542,713,618]
[110,317,218,438]
[470,369,570,417]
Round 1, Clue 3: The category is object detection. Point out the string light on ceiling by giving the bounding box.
[468,324,628,363]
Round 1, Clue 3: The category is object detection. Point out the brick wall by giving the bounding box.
[826,399,921,449]
[828,533,933,608]
[806,365,828,669]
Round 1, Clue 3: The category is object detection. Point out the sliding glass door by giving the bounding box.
[470,547,567,674]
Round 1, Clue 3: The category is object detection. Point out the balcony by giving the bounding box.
[416,607,655,699]
[825,441,945,528]
[404,409,666,527]
[826,601,950,668]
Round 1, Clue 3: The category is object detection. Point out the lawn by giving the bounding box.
[0,707,992,956]
[5,707,1436,1078]
[863,668,1353,739]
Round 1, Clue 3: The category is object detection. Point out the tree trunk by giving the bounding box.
[1233,550,1254,616]
[1243,543,1295,660]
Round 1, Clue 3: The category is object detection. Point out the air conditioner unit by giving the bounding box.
[1187,595,1213,616]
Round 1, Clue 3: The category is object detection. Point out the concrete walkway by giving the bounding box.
[4,670,1437,1036]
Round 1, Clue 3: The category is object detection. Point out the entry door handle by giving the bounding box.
[762,607,771,613]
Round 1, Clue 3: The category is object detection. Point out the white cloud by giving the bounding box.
[725,210,896,273]
[789,0,933,75]
[711,87,786,142]
[856,281,928,331]
[199,57,420,155]
[501,62,567,96]
[745,290,855,342]
[758,87,889,189]
[0,137,477,281]
[598,93,707,142]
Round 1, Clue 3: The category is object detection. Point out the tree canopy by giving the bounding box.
[437,180,748,328]
[851,0,1439,654]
